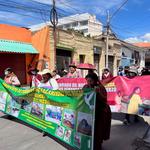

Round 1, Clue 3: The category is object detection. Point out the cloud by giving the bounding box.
[0,10,42,26]
[141,33,150,41]
[0,11,24,22]
[125,33,150,43]
[32,0,125,16]
[125,37,142,43]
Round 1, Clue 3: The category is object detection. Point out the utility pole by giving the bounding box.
[105,10,110,68]
[50,0,58,69]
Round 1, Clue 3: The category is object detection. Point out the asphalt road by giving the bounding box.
[0,112,150,150]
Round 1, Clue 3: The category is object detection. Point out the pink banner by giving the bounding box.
[58,76,150,116]
[57,78,86,90]
[105,76,150,116]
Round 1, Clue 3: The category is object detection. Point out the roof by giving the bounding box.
[0,39,38,54]
[133,42,150,48]
[0,24,31,43]
[120,40,147,51]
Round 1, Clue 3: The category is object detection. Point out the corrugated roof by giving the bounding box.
[0,39,39,54]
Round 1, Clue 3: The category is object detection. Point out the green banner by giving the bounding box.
[0,79,96,150]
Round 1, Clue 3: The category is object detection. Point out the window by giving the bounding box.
[59,26,63,29]
[72,22,78,27]
[81,29,88,33]
[79,55,85,63]
[64,24,71,28]
[80,20,88,26]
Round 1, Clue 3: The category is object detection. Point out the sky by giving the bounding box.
[0,0,150,43]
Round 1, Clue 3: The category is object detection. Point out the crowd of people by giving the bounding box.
[4,63,150,149]
[3,64,112,150]
[117,65,150,77]
[4,63,150,89]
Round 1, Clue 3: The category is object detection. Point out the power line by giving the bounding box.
[110,0,129,21]
[111,24,139,35]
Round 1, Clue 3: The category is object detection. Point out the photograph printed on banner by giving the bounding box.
[31,102,43,118]
[0,92,8,111]
[77,112,92,136]
[63,129,72,143]
[45,105,63,124]
[0,103,5,111]
[55,125,65,138]
[73,132,81,148]
[63,109,75,129]
[11,107,20,117]
[0,91,7,104]
[0,91,7,111]
[20,99,32,113]
[6,96,21,117]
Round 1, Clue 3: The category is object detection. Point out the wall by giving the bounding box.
[49,27,121,77]
[32,26,50,71]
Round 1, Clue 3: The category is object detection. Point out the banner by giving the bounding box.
[0,79,96,150]
[58,76,150,116]
[58,78,86,90]
[105,76,150,116]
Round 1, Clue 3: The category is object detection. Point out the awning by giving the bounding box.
[0,39,39,54]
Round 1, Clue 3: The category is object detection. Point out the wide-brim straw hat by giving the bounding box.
[38,69,51,75]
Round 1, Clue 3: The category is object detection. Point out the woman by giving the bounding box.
[83,73,111,150]
[127,87,142,114]
[102,68,113,80]
[4,68,21,87]
[51,70,61,80]
[123,68,139,125]
[28,68,41,87]
[67,64,82,78]
[38,69,58,90]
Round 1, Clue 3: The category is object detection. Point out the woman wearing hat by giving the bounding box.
[67,64,82,78]
[38,69,58,90]
[4,68,20,87]
[28,68,41,87]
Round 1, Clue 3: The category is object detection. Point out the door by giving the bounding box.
[56,49,72,71]
[0,53,26,84]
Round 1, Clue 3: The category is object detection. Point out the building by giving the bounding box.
[57,13,102,36]
[120,41,146,68]
[134,42,150,68]
[0,24,39,85]
[48,27,121,77]
[94,34,122,76]
[29,13,102,37]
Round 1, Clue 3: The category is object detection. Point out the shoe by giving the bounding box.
[42,131,48,137]
[123,119,130,125]
[134,117,139,123]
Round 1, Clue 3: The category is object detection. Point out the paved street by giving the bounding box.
[103,113,150,150]
[0,112,150,150]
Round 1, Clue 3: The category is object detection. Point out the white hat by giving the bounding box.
[38,69,51,75]
[129,68,138,74]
